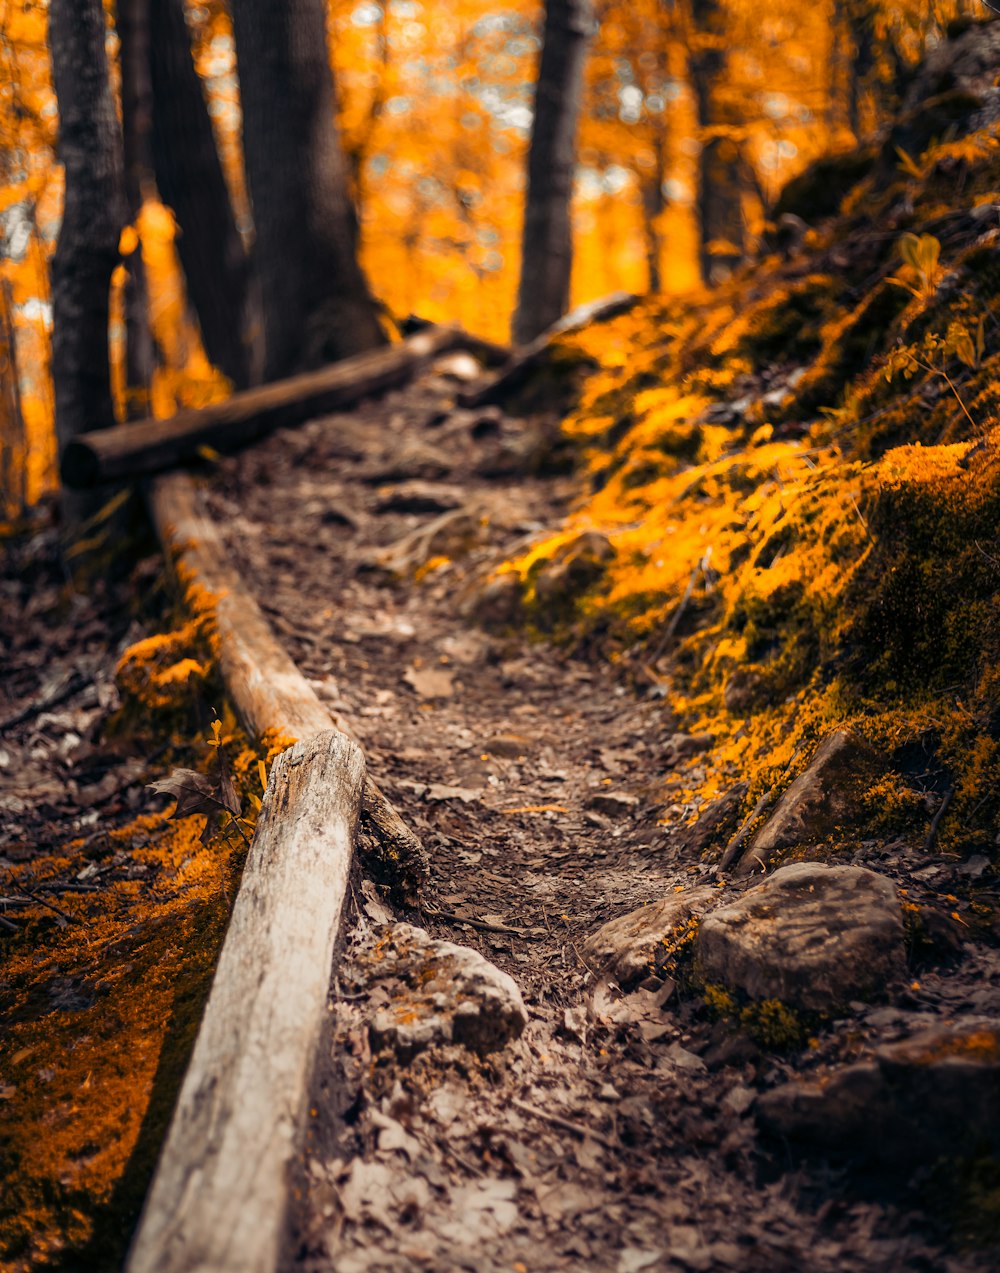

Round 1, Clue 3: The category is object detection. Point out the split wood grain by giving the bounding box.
[61,324,488,488]
[125,730,366,1273]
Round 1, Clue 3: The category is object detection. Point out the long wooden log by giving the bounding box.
[61,325,488,488]
[459,291,640,408]
[146,470,428,890]
[128,472,427,1273]
[126,730,366,1273]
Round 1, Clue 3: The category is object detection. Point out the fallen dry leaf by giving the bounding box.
[403,664,455,699]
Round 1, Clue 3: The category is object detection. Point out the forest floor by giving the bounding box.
[193,358,993,1273]
[1,346,998,1271]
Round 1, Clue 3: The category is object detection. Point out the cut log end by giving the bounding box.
[59,437,101,489]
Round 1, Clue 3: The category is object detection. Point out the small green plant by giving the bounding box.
[894,145,932,181]
[885,317,985,433]
[148,716,268,849]
[889,231,942,300]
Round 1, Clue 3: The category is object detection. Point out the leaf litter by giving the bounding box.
[202,364,998,1271]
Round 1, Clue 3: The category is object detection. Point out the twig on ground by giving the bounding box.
[422,906,528,937]
[511,1098,616,1150]
[718,789,774,873]
[0,669,87,735]
[924,787,954,853]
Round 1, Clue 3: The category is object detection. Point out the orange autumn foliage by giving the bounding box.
[0,0,971,515]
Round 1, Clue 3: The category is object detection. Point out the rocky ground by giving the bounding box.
[196,349,1000,1272]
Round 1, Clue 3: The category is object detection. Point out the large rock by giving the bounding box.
[584,887,717,987]
[737,730,883,873]
[696,862,905,1013]
[757,1022,1000,1165]
[357,923,527,1059]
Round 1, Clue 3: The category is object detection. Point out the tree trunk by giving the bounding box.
[842,0,876,139]
[118,0,157,418]
[512,0,592,347]
[149,0,260,389]
[641,131,667,294]
[689,0,745,286]
[229,0,386,381]
[0,278,27,518]
[48,0,126,456]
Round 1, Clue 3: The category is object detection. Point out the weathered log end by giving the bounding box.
[125,729,366,1273]
[59,436,102,489]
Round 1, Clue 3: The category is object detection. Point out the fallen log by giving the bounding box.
[126,729,366,1273]
[127,471,427,1273]
[459,291,640,408]
[61,325,497,488]
[146,470,428,893]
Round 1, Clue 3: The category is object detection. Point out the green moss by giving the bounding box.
[701,983,806,1051]
[773,147,877,223]
[740,999,804,1050]
[784,279,912,420]
[925,1154,1000,1250]
[881,90,985,180]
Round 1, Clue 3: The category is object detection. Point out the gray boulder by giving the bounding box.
[757,1022,1000,1164]
[737,730,884,873]
[584,887,717,987]
[358,923,527,1059]
[696,862,905,1013]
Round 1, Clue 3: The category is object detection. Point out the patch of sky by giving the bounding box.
[351,2,383,26]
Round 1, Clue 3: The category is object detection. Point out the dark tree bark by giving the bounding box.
[0,278,27,517]
[512,0,592,347]
[842,0,876,139]
[689,0,745,286]
[640,132,667,294]
[149,0,260,389]
[49,0,126,456]
[118,0,157,416]
[229,0,386,381]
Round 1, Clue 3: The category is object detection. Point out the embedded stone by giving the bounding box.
[359,923,527,1059]
[757,1022,1000,1163]
[585,789,640,818]
[584,887,717,987]
[462,570,523,629]
[533,531,616,609]
[696,862,905,1013]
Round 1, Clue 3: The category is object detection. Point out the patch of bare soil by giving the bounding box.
[203,356,1000,1273]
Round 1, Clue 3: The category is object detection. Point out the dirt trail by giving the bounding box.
[205,361,986,1272]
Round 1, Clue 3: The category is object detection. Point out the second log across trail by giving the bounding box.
[59,325,507,488]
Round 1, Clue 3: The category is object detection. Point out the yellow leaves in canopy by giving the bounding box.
[3,1,47,48]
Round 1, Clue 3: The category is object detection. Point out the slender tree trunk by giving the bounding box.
[49,0,126,458]
[641,131,667,294]
[843,0,876,139]
[689,0,745,286]
[229,0,386,381]
[149,0,260,389]
[118,0,156,418]
[512,0,592,346]
[0,278,27,518]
